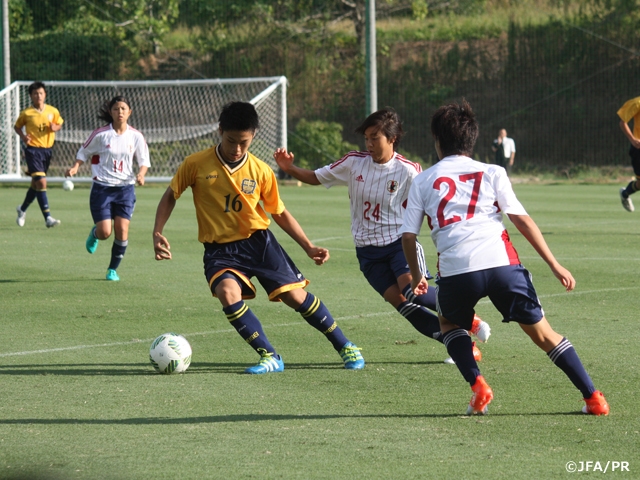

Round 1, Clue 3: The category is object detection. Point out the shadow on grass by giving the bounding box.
[0,411,585,425]
[0,361,444,376]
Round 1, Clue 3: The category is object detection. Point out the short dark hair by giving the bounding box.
[218,102,259,133]
[28,82,46,94]
[355,108,404,150]
[430,99,478,157]
[98,96,132,124]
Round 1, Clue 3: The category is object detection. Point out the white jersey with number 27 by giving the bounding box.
[76,124,150,186]
[401,155,528,277]
[315,151,422,247]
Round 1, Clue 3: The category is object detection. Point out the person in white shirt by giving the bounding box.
[65,96,150,282]
[491,128,516,175]
[274,109,491,363]
[401,99,608,416]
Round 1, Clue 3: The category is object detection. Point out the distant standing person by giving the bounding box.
[401,100,609,416]
[491,129,515,175]
[65,96,150,282]
[616,96,640,212]
[14,81,64,228]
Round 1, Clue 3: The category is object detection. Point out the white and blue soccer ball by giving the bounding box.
[149,333,192,374]
[62,179,74,191]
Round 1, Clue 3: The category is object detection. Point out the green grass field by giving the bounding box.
[0,183,638,479]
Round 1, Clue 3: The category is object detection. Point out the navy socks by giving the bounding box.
[224,300,277,355]
[297,293,349,351]
[547,337,596,398]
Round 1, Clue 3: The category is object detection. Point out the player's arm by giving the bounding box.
[273,148,321,185]
[136,165,148,186]
[271,208,329,265]
[619,119,640,149]
[13,125,30,144]
[401,233,429,295]
[507,213,575,291]
[153,187,177,261]
[66,159,85,177]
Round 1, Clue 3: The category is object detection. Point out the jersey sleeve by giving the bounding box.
[400,176,427,235]
[134,133,151,168]
[51,107,64,125]
[314,152,354,188]
[260,167,285,215]
[493,168,527,216]
[617,98,640,123]
[76,130,102,162]
[170,158,196,200]
[14,110,26,129]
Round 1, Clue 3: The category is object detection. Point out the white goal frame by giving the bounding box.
[0,76,287,182]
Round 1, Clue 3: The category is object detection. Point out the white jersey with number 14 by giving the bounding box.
[76,124,150,186]
[315,151,422,247]
[401,155,528,277]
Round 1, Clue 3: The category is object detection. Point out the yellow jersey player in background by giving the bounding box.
[153,101,365,374]
[617,96,640,212]
[14,81,64,228]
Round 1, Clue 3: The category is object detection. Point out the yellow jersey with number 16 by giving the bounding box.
[170,145,285,244]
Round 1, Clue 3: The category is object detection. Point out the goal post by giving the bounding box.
[0,76,287,182]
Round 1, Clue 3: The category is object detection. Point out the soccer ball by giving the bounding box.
[149,333,192,374]
[62,179,74,191]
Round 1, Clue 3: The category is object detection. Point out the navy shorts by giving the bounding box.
[204,229,309,301]
[629,146,640,176]
[435,264,544,330]
[89,183,136,223]
[356,238,432,297]
[24,146,52,177]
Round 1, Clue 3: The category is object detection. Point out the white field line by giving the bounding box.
[3,287,637,358]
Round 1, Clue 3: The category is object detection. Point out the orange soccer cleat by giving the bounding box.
[467,375,494,415]
[470,315,491,343]
[582,390,610,416]
[472,342,482,362]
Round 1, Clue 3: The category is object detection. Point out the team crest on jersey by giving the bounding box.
[241,179,257,194]
[387,180,399,193]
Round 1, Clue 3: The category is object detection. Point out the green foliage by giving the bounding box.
[289,119,359,169]
[10,33,124,80]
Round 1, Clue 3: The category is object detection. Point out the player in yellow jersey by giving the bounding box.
[14,82,64,228]
[153,101,365,374]
[617,96,640,212]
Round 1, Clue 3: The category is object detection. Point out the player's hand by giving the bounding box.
[551,264,575,292]
[50,122,62,132]
[273,148,294,172]
[153,232,172,261]
[65,166,78,177]
[632,137,640,149]
[136,173,146,186]
[410,275,429,296]
[307,246,329,265]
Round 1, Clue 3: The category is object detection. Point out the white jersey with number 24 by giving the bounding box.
[315,151,422,247]
[401,155,528,277]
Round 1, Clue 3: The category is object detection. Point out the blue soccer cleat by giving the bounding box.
[339,342,365,370]
[245,350,284,374]
[86,227,99,254]
[106,269,120,282]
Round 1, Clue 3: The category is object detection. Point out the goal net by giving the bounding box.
[0,76,287,181]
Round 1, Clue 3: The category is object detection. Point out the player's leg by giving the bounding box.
[204,237,283,374]
[105,216,129,281]
[491,264,608,415]
[277,288,364,370]
[438,271,493,414]
[619,147,640,212]
[104,187,135,281]
[87,184,114,254]
[519,318,609,415]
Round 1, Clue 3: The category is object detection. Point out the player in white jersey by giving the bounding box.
[401,100,608,416]
[66,96,150,282]
[274,109,490,362]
